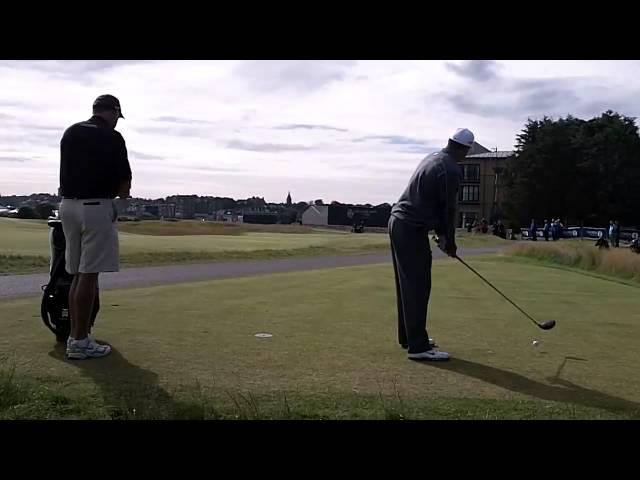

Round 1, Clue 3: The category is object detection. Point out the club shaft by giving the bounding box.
[455,255,540,327]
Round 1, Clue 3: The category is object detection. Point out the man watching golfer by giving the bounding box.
[58,94,131,360]
[389,128,474,361]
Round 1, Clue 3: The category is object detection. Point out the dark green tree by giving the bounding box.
[503,111,640,227]
[570,111,640,225]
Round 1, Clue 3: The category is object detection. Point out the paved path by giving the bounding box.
[0,247,501,300]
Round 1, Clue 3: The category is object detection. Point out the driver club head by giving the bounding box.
[539,320,556,330]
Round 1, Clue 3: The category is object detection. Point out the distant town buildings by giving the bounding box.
[2,145,515,227]
[0,192,305,223]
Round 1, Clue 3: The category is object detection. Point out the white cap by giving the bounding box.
[450,128,475,147]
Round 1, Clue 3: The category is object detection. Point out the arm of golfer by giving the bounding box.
[435,162,459,256]
[114,132,132,198]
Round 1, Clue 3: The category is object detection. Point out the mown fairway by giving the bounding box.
[2,256,639,419]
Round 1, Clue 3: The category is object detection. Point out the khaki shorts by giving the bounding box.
[59,198,120,274]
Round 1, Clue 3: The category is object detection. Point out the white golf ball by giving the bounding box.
[532,340,539,347]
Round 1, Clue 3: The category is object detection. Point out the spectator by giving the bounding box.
[557,219,564,239]
[608,220,615,240]
[613,220,620,247]
[481,218,488,234]
[543,219,550,241]
[530,218,538,241]
[595,233,610,250]
[631,233,640,254]
[552,218,562,241]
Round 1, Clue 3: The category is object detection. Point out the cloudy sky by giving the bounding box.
[2,60,640,204]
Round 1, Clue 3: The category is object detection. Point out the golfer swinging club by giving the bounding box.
[58,95,132,360]
[389,128,474,361]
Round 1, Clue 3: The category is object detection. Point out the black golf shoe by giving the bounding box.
[401,338,437,349]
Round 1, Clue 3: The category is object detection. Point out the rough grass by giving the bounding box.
[118,220,319,236]
[0,361,624,420]
[2,258,640,419]
[505,242,640,283]
[0,254,50,275]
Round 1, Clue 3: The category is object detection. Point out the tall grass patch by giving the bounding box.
[505,243,640,282]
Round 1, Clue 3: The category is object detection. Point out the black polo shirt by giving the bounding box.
[59,116,132,199]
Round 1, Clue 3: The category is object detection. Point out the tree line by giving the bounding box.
[503,110,640,228]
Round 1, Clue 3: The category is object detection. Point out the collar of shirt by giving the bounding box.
[88,115,109,127]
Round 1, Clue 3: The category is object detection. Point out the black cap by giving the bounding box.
[93,94,124,119]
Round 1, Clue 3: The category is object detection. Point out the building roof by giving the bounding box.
[466,150,514,159]
[305,205,329,214]
[467,142,491,156]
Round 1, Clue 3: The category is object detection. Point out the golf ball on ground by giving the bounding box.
[532,340,539,347]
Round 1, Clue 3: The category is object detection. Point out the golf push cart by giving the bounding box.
[41,211,99,343]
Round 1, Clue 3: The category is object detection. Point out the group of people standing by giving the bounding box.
[529,218,564,241]
[466,218,489,234]
[464,217,506,239]
[530,218,624,246]
[595,221,622,249]
[491,219,506,239]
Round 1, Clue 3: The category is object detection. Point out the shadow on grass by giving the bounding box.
[48,343,203,419]
[423,357,640,418]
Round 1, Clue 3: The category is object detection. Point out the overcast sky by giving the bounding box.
[2,60,640,204]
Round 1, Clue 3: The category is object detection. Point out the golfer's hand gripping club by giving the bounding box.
[432,235,456,258]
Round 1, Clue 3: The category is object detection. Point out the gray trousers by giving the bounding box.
[388,215,432,354]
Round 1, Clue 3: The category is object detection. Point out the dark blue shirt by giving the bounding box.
[391,148,461,240]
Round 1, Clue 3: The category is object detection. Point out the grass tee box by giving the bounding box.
[2,256,640,419]
[0,218,510,274]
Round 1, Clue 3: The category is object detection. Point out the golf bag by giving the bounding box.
[631,237,640,255]
[40,214,99,343]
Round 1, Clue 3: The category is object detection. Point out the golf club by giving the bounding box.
[455,254,556,330]
[432,235,555,330]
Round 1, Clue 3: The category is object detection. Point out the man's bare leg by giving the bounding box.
[70,273,98,340]
[88,278,99,335]
[68,275,79,339]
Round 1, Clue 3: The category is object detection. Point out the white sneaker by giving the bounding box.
[66,337,111,360]
[67,334,95,349]
[408,349,450,361]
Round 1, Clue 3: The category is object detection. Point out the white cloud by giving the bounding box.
[1,60,639,203]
